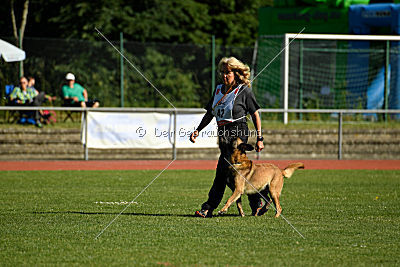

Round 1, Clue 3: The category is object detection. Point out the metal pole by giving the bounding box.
[384,40,390,122]
[256,110,261,160]
[211,35,216,96]
[338,112,343,160]
[250,39,258,82]
[283,34,290,124]
[120,32,124,108]
[172,110,177,160]
[84,109,89,160]
[299,40,303,121]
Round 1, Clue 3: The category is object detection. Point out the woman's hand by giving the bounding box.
[189,130,199,143]
[255,140,264,152]
[251,111,264,152]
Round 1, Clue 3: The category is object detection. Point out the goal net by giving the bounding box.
[254,34,400,119]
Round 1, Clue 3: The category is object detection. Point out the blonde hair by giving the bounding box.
[218,57,251,87]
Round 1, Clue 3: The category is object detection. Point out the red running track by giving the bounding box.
[0,160,399,171]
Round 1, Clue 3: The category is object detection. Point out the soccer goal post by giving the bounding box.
[282,33,400,124]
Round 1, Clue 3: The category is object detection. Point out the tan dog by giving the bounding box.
[219,138,304,218]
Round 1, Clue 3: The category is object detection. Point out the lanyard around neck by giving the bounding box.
[212,85,235,111]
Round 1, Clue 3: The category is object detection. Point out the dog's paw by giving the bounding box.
[218,210,226,215]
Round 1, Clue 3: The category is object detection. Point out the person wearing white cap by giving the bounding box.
[62,73,99,108]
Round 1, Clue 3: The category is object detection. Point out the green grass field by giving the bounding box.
[1,169,399,265]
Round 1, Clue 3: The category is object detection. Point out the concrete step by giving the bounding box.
[1,127,400,160]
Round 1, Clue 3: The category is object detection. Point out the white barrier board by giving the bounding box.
[82,112,218,149]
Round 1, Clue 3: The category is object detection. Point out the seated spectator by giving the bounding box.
[9,76,46,127]
[28,76,57,103]
[27,76,57,124]
[62,73,100,108]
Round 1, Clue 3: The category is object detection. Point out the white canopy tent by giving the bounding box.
[0,39,25,62]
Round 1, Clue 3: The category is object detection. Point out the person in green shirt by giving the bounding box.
[62,73,99,108]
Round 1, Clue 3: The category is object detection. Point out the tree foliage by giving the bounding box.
[1,0,270,46]
[0,0,268,107]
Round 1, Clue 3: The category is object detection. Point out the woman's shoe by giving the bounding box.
[194,209,211,218]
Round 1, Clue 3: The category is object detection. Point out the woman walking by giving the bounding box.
[190,56,264,218]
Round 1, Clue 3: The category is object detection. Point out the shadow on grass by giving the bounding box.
[31,211,242,218]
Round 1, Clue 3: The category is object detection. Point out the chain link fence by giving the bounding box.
[0,37,254,108]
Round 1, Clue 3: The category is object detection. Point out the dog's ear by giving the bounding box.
[238,143,254,152]
[232,137,243,149]
[244,144,254,151]
[220,136,229,147]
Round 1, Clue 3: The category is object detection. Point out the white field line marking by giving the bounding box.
[95,201,138,205]
[94,28,178,239]
[224,157,306,239]
[95,27,176,110]
[95,159,176,239]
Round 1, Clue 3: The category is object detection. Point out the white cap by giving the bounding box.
[65,73,75,80]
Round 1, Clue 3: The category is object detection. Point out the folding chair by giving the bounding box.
[4,85,21,123]
[62,99,76,122]
[5,85,14,96]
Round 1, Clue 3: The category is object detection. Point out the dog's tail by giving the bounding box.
[282,162,304,178]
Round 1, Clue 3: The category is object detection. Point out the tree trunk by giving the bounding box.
[10,0,18,45]
[20,0,29,48]
[10,0,29,76]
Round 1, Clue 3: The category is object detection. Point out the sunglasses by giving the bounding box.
[220,71,233,76]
